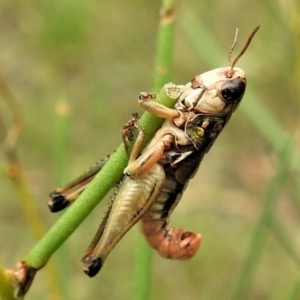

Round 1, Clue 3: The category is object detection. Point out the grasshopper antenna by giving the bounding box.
[227,25,260,77]
[227,28,239,68]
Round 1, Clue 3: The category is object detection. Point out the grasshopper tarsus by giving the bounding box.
[47,159,110,212]
[48,191,70,212]
[121,113,141,157]
[82,256,103,277]
[138,92,157,101]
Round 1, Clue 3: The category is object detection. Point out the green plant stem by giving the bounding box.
[24,83,183,271]
[232,141,292,299]
[53,101,71,300]
[288,278,300,300]
[0,263,15,300]
[152,0,177,91]
[266,217,300,266]
[54,101,70,185]
[132,237,154,300]
[133,1,177,300]
[0,71,64,299]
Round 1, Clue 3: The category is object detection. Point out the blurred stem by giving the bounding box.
[287,173,300,216]
[7,158,47,239]
[132,237,154,300]
[54,101,70,185]
[133,1,177,300]
[152,0,176,91]
[266,217,300,266]
[7,159,64,299]
[0,74,23,151]
[232,140,292,300]
[284,0,300,99]
[0,263,14,300]
[288,278,300,300]
[24,83,183,271]
[0,72,46,239]
[0,74,63,299]
[52,101,71,300]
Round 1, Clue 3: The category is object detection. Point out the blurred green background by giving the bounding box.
[0,0,299,299]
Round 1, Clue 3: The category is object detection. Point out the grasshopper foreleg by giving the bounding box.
[138,92,180,120]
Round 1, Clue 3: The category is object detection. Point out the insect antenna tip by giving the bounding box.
[227,25,260,78]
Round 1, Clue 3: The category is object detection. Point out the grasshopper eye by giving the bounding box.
[221,79,245,102]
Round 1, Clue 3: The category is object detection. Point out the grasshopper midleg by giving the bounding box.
[48,161,107,212]
[47,111,151,213]
[48,112,144,213]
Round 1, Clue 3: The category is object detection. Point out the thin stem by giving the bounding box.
[0,72,64,299]
[133,1,177,300]
[0,263,15,300]
[53,101,70,185]
[152,0,177,91]
[288,278,300,300]
[24,83,183,271]
[232,140,292,299]
[266,217,300,267]
[52,101,72,300]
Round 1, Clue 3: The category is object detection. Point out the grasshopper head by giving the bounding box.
[176,26,259,116]
[177,67,246,115]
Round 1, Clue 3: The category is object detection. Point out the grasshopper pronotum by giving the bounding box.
[49,26,259,277]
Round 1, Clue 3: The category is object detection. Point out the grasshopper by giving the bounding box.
[49,26,259,277]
